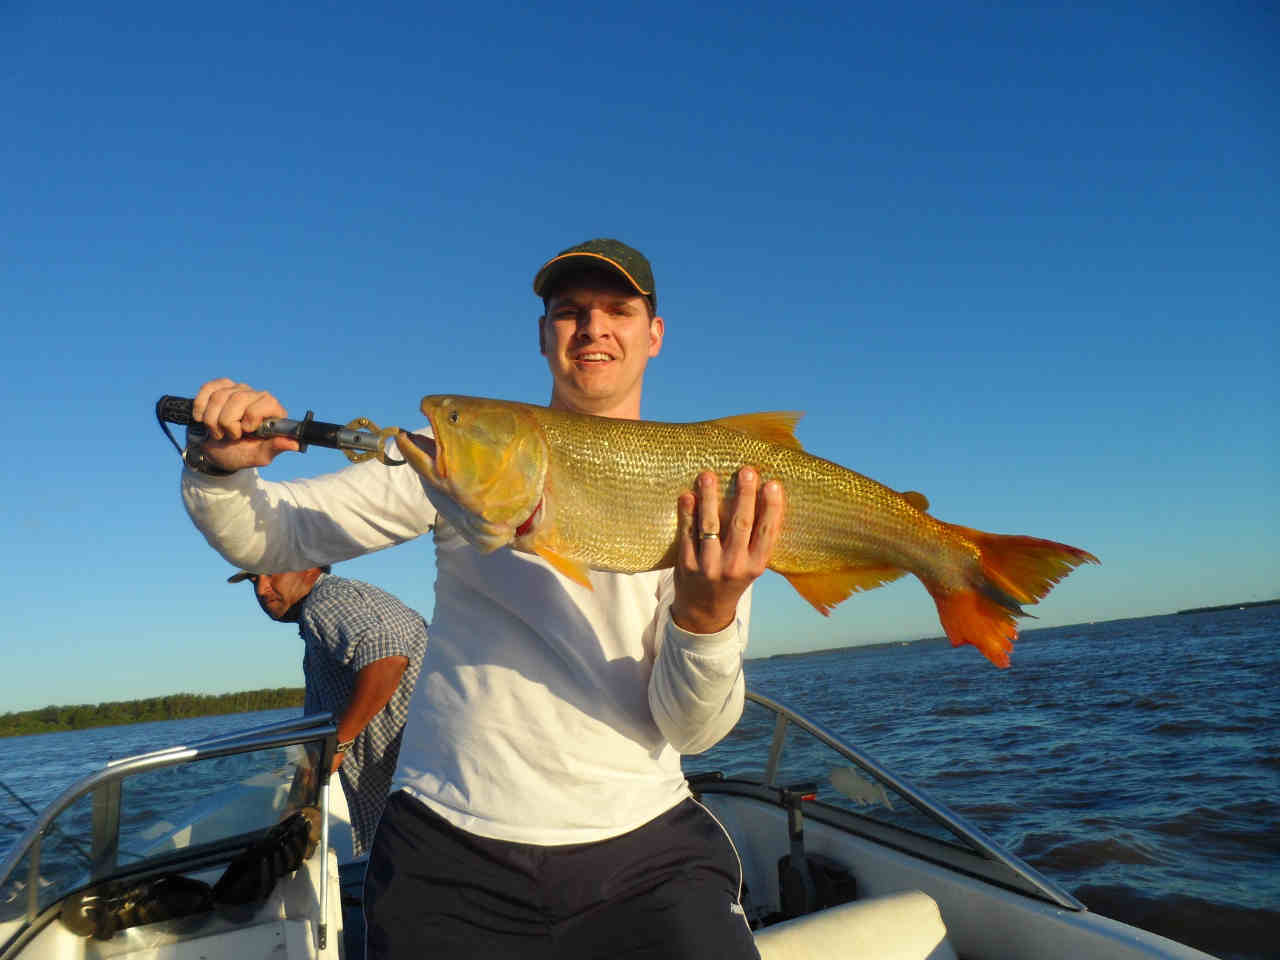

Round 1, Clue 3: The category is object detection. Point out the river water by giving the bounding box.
[2,605,1276,958]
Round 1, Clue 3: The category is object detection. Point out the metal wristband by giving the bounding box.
[182,444,236,477]
[335,737,356,754]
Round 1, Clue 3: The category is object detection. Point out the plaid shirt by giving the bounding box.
[299,574,427,855]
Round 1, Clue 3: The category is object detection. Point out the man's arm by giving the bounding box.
[648,468,783,754]
[181,379,436,570]
[305,578,428,771]
[648,589,750,754]
[331,655,410,774]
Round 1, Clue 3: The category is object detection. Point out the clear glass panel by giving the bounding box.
[0,845,32,946]
[117,743,313,864]
[775,722,975,850]
[0,790,98,937]
[37,793,96,914]
[692,698,783,781]
[691,699,983,854]
[4,741,322,928]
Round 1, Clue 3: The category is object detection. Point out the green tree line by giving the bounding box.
[0,688,306,738]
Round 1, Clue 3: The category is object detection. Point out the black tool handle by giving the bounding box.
[156,395,196,426]
[154,395,382,455]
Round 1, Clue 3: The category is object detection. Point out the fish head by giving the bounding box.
[395,395,548,552]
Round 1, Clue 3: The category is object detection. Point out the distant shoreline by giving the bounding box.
[749,599,1279,664]
[0,688,304,739]
[5,601,1275,733]
[1175,598,1280,615]
[753,636,953,661]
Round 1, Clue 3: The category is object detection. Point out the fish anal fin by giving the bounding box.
[712,412,805,450]
[900,490,930,512]
[533,546,593,589]
[781,566,907,615]
[927,587,1017,669]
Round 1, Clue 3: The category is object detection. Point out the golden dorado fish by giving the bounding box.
[394,395,1098,667]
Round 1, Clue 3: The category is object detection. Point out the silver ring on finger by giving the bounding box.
[699,531,720,541]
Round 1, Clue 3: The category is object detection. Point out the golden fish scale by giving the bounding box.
[525,406,975,581]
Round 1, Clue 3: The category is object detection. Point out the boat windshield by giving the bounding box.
[698,695,975,847]
[0,715,337,950]
[689,692,1080,909]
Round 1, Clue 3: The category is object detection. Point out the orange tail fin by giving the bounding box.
[927,526,1099,668]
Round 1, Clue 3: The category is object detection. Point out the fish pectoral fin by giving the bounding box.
[533,546,594,590]
[711,412,805,450]
[782,566,908,615]
[899,490,930,512]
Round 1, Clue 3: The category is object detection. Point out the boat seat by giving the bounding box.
[754,889,958,960]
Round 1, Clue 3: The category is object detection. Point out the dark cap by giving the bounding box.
[533,238,656,311]
[228,566,330,583]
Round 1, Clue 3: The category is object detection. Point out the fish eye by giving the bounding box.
[449,411,459,424]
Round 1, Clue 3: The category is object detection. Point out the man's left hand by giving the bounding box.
[671,468,784,634]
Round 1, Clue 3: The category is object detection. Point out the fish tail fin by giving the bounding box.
[926,526,1099,668]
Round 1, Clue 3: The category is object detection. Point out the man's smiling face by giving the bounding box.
[539,274,663,420]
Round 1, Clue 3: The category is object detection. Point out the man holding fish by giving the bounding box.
[180,239,782,958]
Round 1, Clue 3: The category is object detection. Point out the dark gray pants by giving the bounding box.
[363,791,760,959]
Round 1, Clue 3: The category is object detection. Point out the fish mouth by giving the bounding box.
[397,430,444,478]
[419,414,448,479]
[402,433,437,460]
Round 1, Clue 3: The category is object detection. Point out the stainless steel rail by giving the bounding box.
[743,690,1085,911]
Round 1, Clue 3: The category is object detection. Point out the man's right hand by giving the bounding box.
[191,378,301,471]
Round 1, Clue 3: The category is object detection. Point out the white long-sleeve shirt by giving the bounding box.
[182,434,749,844]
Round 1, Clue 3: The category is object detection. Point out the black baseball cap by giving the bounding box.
[533,238,656,311]
[227,565,330,583]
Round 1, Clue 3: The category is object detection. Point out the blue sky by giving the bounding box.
[2,2,1275,712]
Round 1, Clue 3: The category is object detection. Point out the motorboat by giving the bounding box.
[0,693,1219,960]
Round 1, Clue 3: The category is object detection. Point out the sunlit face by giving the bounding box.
[248,570,322,622]
[539,280,663,420]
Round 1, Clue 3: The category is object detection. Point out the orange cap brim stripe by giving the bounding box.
[534,252,652,296]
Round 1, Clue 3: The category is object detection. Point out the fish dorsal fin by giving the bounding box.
[533,545,593,590]
[899,490,930,512]
[711,412,805,450]
[782,566,908,615]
